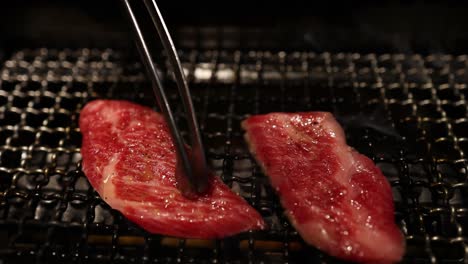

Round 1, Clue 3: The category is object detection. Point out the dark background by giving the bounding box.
[0,0,468,53]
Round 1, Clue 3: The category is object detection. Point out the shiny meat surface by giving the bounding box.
[243,112,405,263]
[80,100,264,238]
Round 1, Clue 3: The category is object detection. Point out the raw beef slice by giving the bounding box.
[242,112,405,263]
[80,100,264,238]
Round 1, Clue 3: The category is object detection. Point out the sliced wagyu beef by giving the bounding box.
[242,112,405,263]
[80,100,264,238]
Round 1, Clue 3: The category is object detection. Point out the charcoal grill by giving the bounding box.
[0,48,467,263]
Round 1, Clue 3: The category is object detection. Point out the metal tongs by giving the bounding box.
[121,0,209,195]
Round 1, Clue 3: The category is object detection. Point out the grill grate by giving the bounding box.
[0,48,467,263]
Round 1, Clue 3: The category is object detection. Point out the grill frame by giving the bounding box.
[0,48,467,263]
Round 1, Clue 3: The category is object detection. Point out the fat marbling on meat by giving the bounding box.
[242,112,405,263]
[80,100,264,238]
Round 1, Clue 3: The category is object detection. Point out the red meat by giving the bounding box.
[80,100,264,238]
[242,112,405,263]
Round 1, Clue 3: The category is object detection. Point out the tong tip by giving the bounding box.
[175,149,210,198]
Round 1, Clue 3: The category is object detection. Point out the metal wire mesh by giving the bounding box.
[0,48,467,263]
